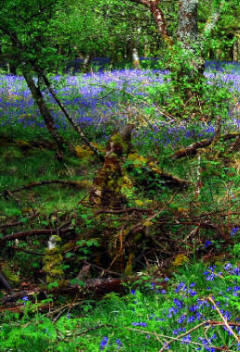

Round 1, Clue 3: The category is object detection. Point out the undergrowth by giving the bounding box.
[1,255,240,351]
[0,66,240,351]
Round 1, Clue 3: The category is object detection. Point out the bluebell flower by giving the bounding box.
[151,282,156,290]
[181,334,191,344]
[22,296,29,301]
[224,263,233,272]
[173,298,183,309]
[187,315,196,323]
[178,314,187,324]
[230,226,239,236]
[168,306,178,318]
[132,322,147,327]
[204,240,212,248]
[100,336,108,351]
[115,338,122,349]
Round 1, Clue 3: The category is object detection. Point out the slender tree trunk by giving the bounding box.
[22,69,66,154]
[233,34,240,62]
[132,48,140,68]
[82,54,91,72]
[40,73,104,161]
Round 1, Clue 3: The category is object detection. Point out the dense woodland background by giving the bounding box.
[0,1,240,351]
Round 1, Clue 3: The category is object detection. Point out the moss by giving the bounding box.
[2,147,23,162]
[42,236,64,287]
[91,126,134,207]
[1,262,20,285]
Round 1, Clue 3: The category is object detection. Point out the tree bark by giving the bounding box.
[22,69,66,154]
[177,0,199,49]
[176,0,205,98]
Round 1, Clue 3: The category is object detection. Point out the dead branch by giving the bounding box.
[172,138,213,159]
[0,303,50,313]
[94,207,153,216]
[0,227,70,244]
[83,260,121,277]
[0,212,39,230]
[2,180,91,195]
[229,135,240,153]
[207,296,240,343]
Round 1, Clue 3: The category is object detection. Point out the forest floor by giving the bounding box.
[0,66,240,351]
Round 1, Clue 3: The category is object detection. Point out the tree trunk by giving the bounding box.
[233,34,240,62]
[177,0,205,72]
[175,0,205,101]
[22,69,66,154]
[132,47,140,68]
[177,0,198,49]
[129,0,172,46]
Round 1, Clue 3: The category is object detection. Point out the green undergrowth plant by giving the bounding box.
[1,255,240,352]
[144,46,235,123]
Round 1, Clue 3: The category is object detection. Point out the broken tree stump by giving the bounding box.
[90,124,135,208]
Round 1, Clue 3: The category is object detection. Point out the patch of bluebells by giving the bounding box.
[101,264,240,352]
[1,67,239,149]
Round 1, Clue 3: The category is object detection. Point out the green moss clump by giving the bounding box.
[42,236,65,288]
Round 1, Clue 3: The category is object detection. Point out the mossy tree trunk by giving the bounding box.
[90,124,135,208]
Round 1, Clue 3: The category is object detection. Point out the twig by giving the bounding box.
[0,212,38,230]
[94,207,153,215]
[0,227,70,244]
[158,321,208,351]
[83,261,121,277]
[207,296,240,343]
[172,131,240,160]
